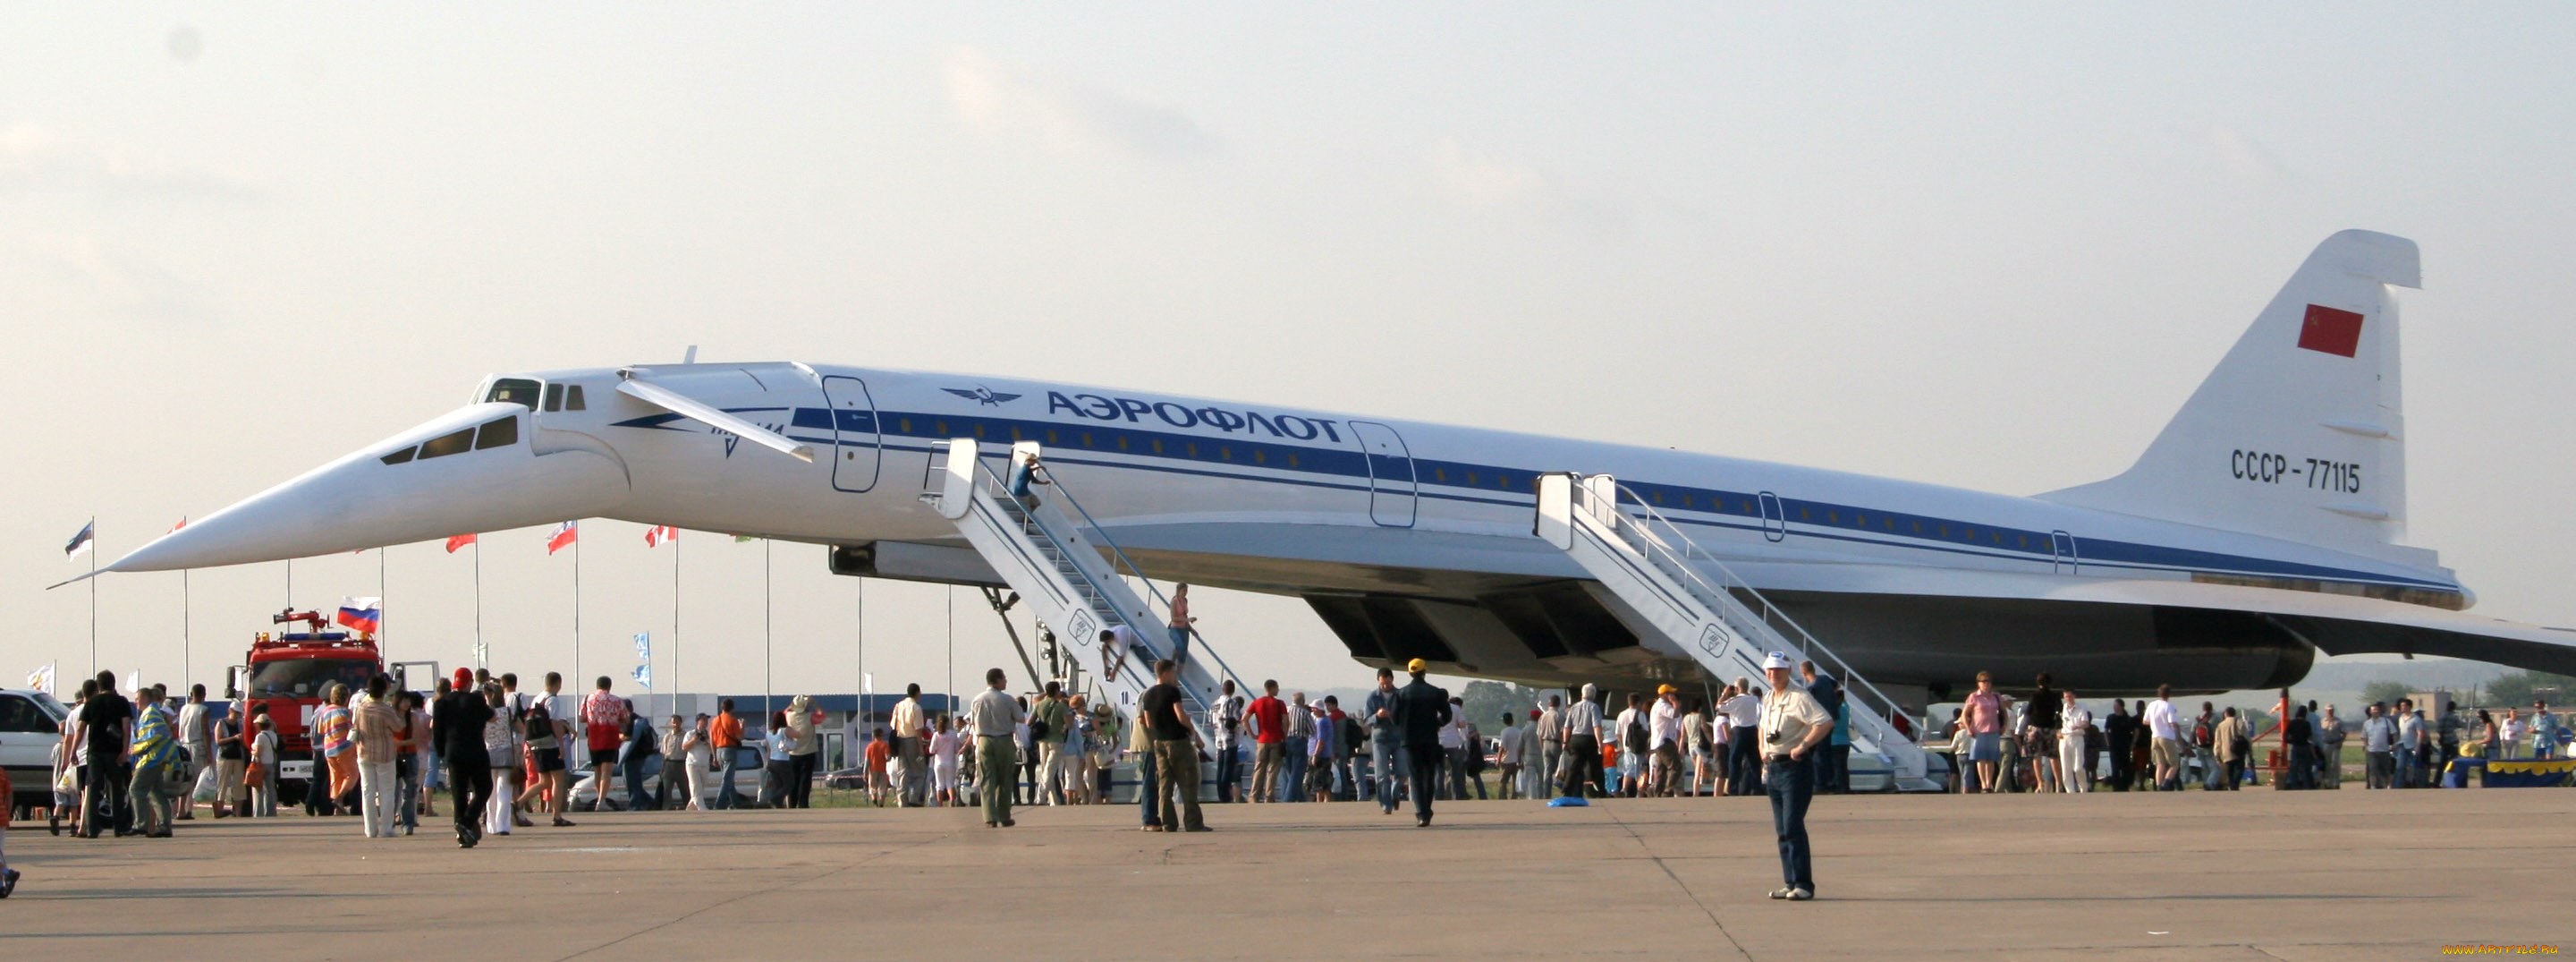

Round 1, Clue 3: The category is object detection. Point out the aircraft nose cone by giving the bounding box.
[106,403,630,572]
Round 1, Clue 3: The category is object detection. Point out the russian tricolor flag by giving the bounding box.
[337,596,383,634]
[547,521,578,555]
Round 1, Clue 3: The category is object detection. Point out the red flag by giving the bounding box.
[445,533,478,553]
[644,525,679,547]
[169,517,187,532]
[2296,304,2364,357]
[547,521,578,555]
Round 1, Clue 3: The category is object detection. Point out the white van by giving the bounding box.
[1,688,71,811]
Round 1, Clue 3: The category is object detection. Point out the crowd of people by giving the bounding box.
[10,656,2563,906]
[1939,673,2566,792]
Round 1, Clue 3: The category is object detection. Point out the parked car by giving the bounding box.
[570,744,767,811]
[1,688,69,811]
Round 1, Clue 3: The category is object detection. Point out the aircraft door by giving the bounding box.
[822,375,881,493]
[2051,530,2079,574]
[1758,491,1786,541]
[1347,421,1418,528]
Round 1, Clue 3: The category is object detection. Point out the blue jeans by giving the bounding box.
[396,755,419,830]
[1374,739,1405,811]
[1766,755,1816,892]
[1136,749,1161,827]
[1214,740,1240,803]
[623,752,660,812]
[1332,757,1356,800]
[716,747,747,809]
[1166,625,1191,671]
[1282,751,1310,803]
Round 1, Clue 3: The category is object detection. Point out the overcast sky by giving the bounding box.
[6,7,2573,701]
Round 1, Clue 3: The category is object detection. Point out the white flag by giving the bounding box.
[26,663,53,694]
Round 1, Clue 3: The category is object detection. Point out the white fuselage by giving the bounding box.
[107,360,2484,700]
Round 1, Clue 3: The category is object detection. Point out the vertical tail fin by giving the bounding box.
[2039,230,2422,559]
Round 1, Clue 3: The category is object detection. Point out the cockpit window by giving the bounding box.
[474,416,518,449]
[485,378,542,410]
[543,384,564,412]
[419,427,476,459]
[379,446,418,465]
[565,385,586,411]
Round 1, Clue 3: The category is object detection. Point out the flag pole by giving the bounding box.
[763,537,772,721]
[377,547,386,658]
[89,521,97,680]
[182,567,191,690]
[572,523,582,693]
[474,537,485,669]
[678,533,684,697]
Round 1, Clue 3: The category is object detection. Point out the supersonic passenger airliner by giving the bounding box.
[86,230,2576,705]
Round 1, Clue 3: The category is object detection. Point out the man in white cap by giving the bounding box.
[1557,684,1606,798]
[1758,651,1833,901]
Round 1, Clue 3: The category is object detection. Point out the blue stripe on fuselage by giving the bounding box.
[639,404,2461,594]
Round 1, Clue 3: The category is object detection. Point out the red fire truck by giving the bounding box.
[227,609,383,805]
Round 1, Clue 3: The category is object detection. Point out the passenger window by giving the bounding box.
[484,378,542,410]
[380,447,418,465]
[475,417,519,450]
[564,385,586,411]
[543,384,564,412]
[419,427,476,459]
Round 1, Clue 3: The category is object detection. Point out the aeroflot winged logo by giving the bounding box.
[942,387,1022,406]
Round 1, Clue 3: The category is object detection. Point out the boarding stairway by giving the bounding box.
[924,439,1250,726]
[1536,473,1939,791]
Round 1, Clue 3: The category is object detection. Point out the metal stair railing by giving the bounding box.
[1569,477,1924,762]
[923,441,1250,716]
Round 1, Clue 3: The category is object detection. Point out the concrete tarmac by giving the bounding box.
[4,787,2570,959]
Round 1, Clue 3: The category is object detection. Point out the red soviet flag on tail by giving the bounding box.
[2296,304,2364,357]
[644,525,679,547]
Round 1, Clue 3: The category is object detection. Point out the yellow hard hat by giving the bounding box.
[1406,658,1428,673]
[1657,684,1677,694]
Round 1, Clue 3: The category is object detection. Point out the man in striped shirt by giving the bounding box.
[127,686,182,838]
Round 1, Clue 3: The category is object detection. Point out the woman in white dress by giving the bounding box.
[929,715,962,807]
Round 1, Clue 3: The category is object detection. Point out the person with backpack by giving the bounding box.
[1615,694,1649,797]
[482,684,521,838]
[620,698,660,812]
[2212,707,2250,790]
[71,670,135,837]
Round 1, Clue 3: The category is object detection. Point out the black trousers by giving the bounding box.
[86,760,133,834]
[791,753,818,808]
[1563,734,1604,797]
[1728,728,1762,795]
[448,760,493,837]
[1405,741,1444,822]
